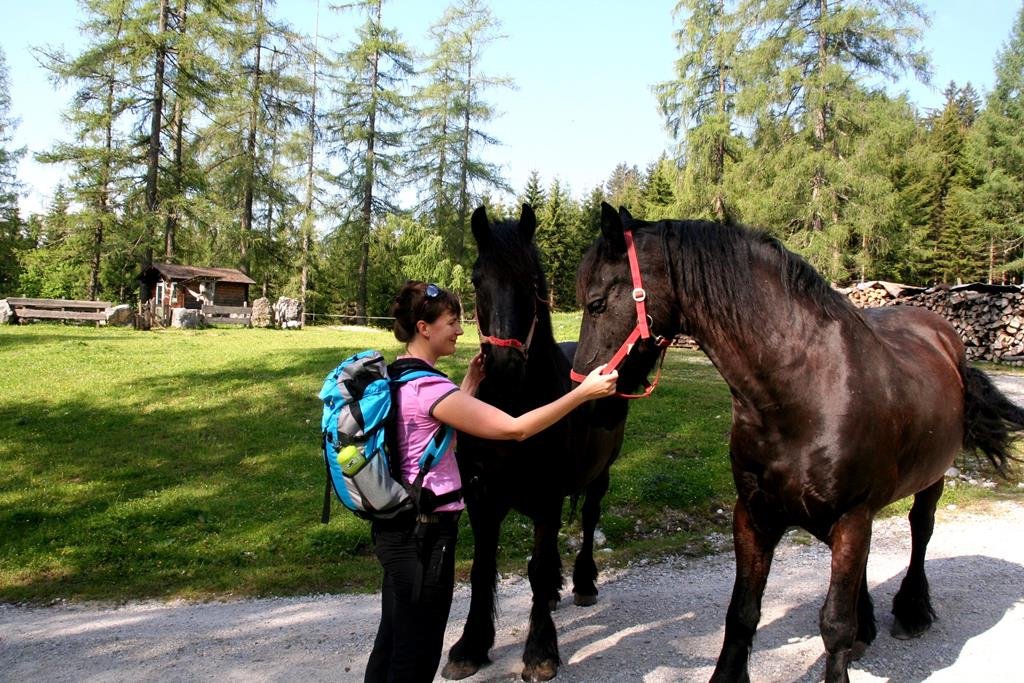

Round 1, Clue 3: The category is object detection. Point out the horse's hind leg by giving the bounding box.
[442,503,505,680]
[820,505,873,683]
[522,514,563,682]
[891,477,943,639]
[572,467,610,606]
[711,499,784,683]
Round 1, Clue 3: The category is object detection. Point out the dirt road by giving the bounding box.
[2,499,1022,683]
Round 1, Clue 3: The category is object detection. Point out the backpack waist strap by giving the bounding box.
[416,510,462,525]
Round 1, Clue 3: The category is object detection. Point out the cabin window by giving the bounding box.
[155,282,165,306]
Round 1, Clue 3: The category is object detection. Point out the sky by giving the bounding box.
[1,0,1022,218]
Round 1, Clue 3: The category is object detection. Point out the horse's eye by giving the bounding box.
[587,298,606,315]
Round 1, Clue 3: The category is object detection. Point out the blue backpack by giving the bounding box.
[319,351,459,522]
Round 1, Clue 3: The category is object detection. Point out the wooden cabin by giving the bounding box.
[138,264,256,314]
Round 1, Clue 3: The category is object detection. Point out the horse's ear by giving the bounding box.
[519,203,536,243]
[618,206,634,224]
[471,205,491,248]
[600,202,626,253]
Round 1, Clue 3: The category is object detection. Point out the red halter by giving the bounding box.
[478,314,537,357]
[570,228,671,399]
[477,292,544,359]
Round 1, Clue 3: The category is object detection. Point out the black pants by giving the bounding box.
[364,513,460,683]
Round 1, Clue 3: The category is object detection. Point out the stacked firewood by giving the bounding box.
[844,285,893,308]
[839,282,1024,365]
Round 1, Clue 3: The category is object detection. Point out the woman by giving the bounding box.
[364,281,618,683]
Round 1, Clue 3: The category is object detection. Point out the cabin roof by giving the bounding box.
[141,263,256,286]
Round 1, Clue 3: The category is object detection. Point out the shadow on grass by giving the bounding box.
[0,344,384,602]
[0,335,734,603]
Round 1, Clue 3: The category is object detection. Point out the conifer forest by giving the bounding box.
[1,0,1023,322]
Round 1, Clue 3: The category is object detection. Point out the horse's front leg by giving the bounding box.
[442,501,506,680]
[853,562,877,659]
[521,511,564,682]
[891,477,943,639]
[820,506,873,683]
[711,499,783,683]
[572,466,610,606]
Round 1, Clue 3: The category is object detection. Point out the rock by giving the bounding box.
[0,299,12,324]
[250,297,273,328]
[171,308,203,329]
[105,304,134,326]
[274,297,303,329]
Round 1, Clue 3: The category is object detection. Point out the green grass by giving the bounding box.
[0,319,1019,603]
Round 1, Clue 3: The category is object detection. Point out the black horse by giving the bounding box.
[443,204,630,682]
[572,202,1023,683]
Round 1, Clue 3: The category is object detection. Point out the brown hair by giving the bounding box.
[390,281,462,343]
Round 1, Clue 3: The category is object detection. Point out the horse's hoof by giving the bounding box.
[441,660,483,680]
[891,618,932,640]
[573,592,597,607]
[547,595,560,612]
[521,660,558,682]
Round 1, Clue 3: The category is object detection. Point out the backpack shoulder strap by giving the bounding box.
[387,357,449,381]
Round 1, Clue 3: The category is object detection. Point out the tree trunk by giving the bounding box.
[712,0,727,224]
[145,0,169,267]
[455,50,472,264]
[240,0,264,276]
[356,0,383,325]
[262,49,283,299]
[810,0,828,236]
[90,3,125,300]
[300,0,320,325]
[164,0,187,262]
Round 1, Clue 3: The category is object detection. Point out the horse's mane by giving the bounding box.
[578,218,861,341]
[480,218,552,304]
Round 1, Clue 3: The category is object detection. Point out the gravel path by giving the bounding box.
[3,502,1021,682]
[3,376,1023,683]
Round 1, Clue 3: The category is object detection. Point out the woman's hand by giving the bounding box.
[577,364,618,400]
[460,351,486,395]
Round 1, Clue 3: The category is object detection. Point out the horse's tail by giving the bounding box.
[566,493,581,524]
[962,364,1024,477]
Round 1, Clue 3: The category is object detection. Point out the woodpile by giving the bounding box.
[838,281,1024,365]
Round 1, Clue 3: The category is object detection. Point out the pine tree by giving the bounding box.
[410,0,512,265]
[519,170,546,213]
[735,0,930,281]
[967,4,1024,283]
[34,0,146,299]
[605,163,643,213]
[921,84,975,281]
[299,0,325,315]
[0,46,25,295]
[16,187,91,299]
[656,0,742,222]
[640,155,678,220]
[534,179,584,310]
[160,0,242,265]
[323,0,413,322]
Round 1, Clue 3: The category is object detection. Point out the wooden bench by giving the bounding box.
[202,304,251,326]
[7,297,111,323]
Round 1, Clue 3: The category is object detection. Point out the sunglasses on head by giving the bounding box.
[425,283,440,299]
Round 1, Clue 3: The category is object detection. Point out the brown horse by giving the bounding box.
[572,203,1022,683]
